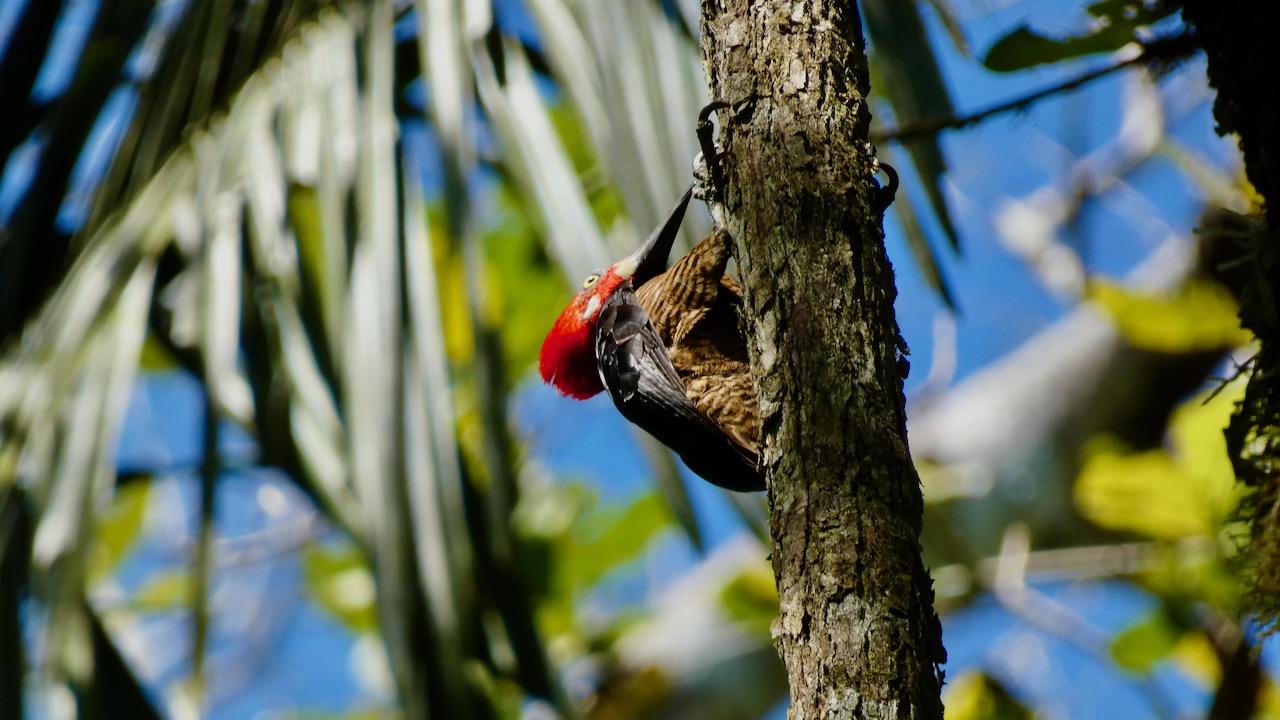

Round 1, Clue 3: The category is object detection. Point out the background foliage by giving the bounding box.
[0,0,1267,718]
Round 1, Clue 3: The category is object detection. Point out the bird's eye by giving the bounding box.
[582,273,601,289]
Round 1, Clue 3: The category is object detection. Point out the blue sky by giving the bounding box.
[4,0,1261,717]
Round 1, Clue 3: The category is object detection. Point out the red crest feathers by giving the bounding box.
[540,271,629,399]
[537,269,632,397]
[539,311,604,399]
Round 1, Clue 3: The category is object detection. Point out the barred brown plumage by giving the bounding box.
[538,188,763,492]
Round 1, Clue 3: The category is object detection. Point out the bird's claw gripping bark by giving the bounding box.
[693,153,730,230]
[695,100,732,228]
[871,157,899,215]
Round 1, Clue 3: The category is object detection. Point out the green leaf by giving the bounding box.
[943,672,1035,720]
[537,490,673,635]
[483,185,581,384]
[1169,630,1223,688]
[1076,440,1212,539]
[983,2,1175,72]
[1075,381,1247,540]
[138,335,179,370]
[1110,612,1182,671]
[984,25,1127,72]
[559,491,672,593]
[89,480,152,583]
[1087,278,1252,354]
[302,542,378,633]
[134,570,191,611]
[288,183,332,339]
[719,562,777,638]
[864,0,961,255]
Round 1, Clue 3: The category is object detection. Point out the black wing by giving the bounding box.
[595,285,763,492]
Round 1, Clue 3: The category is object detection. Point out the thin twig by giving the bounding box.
[990,526,1183,720]
[874,33,1198,144]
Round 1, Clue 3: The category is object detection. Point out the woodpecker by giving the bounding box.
[538,188,763,492]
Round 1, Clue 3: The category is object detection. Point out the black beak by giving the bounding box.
[620,185,694,286]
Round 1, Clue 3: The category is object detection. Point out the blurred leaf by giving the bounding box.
[1076,381,1247,540]
[88,481,151,583]
[428,213,476,367]
[288,182,334,346]
[919,0,969,56]
[560,491,672,593]
[585,666,677,720]
[719,562,776,637]
[484,186,577,383]
[138,335,179,371]
[1076,439,1213,539]
[942,671,1034,720]
[984,25,1130,72]
[512,482,583,603]
[882,151,957,307]
[1110,611,1182,671]
[460,660,525,720]
[1135,540,1243,618]
[1169,630,1221,688]
[302,542,378,634]
[1088,277,1252,353]
[472,38,611,283]
[636,433,703,551]
[134,570,191,611]
[1169,376,1247,496]
[1258,677,1280,717]
[537,489,672,636]
[863,0,961,255]
[983,2,1175,72]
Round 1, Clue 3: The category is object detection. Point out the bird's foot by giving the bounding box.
[868,148,899,215]
[693,151,730,230]
[695,100,731,228]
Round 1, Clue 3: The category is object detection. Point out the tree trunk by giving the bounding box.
[699,1,946,718]
[1178,1,1280,627]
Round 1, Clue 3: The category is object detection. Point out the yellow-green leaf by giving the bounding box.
[558,491,672,594]
[134,570,191,610]
[1076,439,1214,539]
[89,481,152,583]
[719,561,777,638]
[1168,378,1246,508]
[302,542,378,633]
[1110,612,1183,672]
[943,672,1034,720]
[1169,630,1221,688]
[1075,380,1247,539]
[288,183,327,301]
[1087,277,1252,354]
[138,334,179,370]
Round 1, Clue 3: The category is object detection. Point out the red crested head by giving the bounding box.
[539,268,630,399]
[540,188,692,399]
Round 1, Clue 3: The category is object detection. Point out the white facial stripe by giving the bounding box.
[582,294,602,320]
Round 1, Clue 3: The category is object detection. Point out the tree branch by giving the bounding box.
[874,33,1198,144]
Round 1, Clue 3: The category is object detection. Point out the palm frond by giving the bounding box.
[0,0,789,714]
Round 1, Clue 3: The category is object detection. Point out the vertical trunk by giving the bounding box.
[700,0,945,718]
[1178,1,1280,626]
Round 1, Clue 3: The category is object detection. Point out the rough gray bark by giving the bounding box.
[699,0,946,718]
